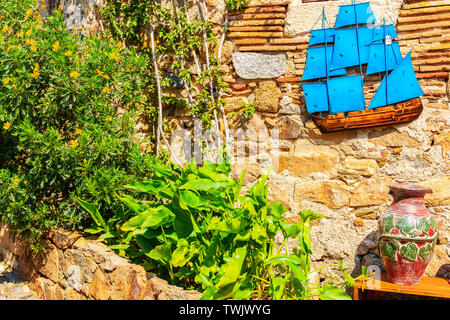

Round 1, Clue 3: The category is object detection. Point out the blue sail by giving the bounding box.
[302,46,347,81]
[366,42,402,75]
[303,82,329,113]
[329,27,373,70]
[334,2,376,29]
[372,24,398,42]
[309,28,335,46]
[369,52,424,109]
[328,75,366,114]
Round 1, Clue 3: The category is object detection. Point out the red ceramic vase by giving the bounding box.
[377,184,437,286]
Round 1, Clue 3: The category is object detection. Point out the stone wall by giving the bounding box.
[217,0,450,279]
[0,222,200,300]
[45,0,449,282]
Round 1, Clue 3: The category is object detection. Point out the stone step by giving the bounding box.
[0,261,40,300]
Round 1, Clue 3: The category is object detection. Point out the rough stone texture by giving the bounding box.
[338,157,379,177]
[278,140,340,176]
[293,180,350,209]
[420,176,450,206]
[0,223,200,300]
[284,0,404,36]
[43,0,450,291]
[232,52,287,79]
[253,80,282,113]
[350,178,394,207]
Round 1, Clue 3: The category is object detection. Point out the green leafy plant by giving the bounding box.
[79,154,354,300]
[0,1,159,255]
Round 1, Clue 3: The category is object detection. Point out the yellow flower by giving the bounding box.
[25,8,33,19]
[34,63,40,72]
[83,158,87,164]
[12,177,19,186]
[2,24,10,33]
[26,28,32,37]
[16,31,23,38]
[75,128,83,135]
[3,122,11,130]
[70,71,79,78]
[40,5,46,10]
[30,46,37,52]
[31,63,40,79]
[58,5,63,11]
[116,41,122,49]
[7,45,13,51]
[110,52,120,61]
[102,74,110,80]
[105,116,112,121]
[52,41,59,52]
[102,86,110,93]
[64,50,72,56]
[26,39,37,46]
[69,139,79,148]
[3,77,10,85]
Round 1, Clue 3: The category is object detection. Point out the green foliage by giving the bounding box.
[0,1,158,255]
[79,155,353,300]
[225,0,249,11]
[99,0,228,129]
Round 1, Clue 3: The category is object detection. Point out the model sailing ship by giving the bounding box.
[301,1,424,132]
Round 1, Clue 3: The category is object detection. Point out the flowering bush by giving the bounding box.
[0,1,158,254]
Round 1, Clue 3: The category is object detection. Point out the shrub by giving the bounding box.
[79,156,354,300]
[0,1,158,255]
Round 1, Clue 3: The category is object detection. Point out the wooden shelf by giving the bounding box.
[354,272,450,300]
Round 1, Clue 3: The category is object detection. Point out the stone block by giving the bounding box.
[420,176,450,206]
[293,180,350,209]
[350,178,394,207]
[279,141,340,176]
[232,52,287,79]
[253,80,281,113]
[337,157,379,177]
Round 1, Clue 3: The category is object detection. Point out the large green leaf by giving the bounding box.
[141,206,175,229]
[299,209,323,222]
[124,180,168,198]
[270,276,288,300]
[281,222,303,238]
[172,189,193,238]
[268,201,287,218]
[198,166,230,183]
[171,240,200,267]
[318,283,351,300]
[233,168,246,203]
[120,206,173,231]
[180,189,208,209]
[148,243,172,265]
[116,194,147,214]
[265,254,307,282]
[299,220,312,254]
[207,216,248,233]
[77,198,105,229]
[179,179,228,192]
[216,246,247,288]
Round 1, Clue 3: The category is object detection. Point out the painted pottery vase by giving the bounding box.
[377,184,437,286]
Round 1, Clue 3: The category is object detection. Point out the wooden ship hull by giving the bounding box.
[310,98,423,132]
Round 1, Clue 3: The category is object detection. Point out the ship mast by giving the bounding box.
[352,0,367,109]
[383,17,389,106]
[323,7,330,118]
